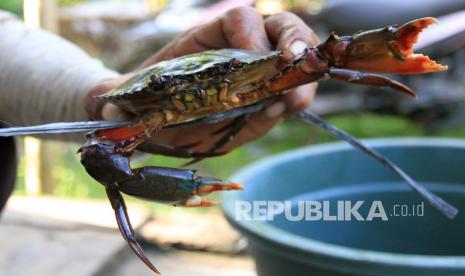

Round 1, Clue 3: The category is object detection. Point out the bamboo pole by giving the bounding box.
[24,137,42,195]
[23,0,59,196]
[23,0,42,195]
[23,0,41,28]
[41,0,60,33]
[39,0,60,195]
[143,0,170,13]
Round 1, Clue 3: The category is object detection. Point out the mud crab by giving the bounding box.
[0,18,456,274]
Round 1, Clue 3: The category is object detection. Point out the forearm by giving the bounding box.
[0,12,119,142]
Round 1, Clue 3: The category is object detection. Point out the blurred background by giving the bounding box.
[1,0,465,275]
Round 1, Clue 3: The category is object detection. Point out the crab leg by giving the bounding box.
[267,18,447,97]
[136,140,225,158]
[79,141,242,274]
[183,114,252,166]
[266,63,418,97]
[137,102,268,160]
[339,17,448,74]
[328,68,416,97]
[114,166,242,206]
[79,141,242,208]
[106,186,161,274]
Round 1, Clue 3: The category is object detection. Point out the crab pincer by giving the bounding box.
[335,17,447,74]
[80,140,242,274]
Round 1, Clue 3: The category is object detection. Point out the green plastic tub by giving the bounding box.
[222,138,465,275]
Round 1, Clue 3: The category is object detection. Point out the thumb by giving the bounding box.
[101,103,130,121]
[85,74,134,121]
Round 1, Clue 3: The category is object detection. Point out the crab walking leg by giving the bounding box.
[183,114,252,166]
[136,140,225,158]
[137,102,268,161]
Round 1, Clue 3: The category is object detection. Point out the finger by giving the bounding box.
[281,83,318,115]
[264,12,319,115]
[265,101,287,119]
[265,12,320,61]
[218,6,271,51]
[201,109,282,153]
[85,74,134,120]
[140,6,272,67]
[189,102,284,153]
[180,6,272,53]
[154,120,239,152]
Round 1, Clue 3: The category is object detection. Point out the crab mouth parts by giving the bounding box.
[395,17,448,73]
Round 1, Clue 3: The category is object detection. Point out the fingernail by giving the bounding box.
[101,103,128,121]
[265,102,286,119]
[289,40,308,56]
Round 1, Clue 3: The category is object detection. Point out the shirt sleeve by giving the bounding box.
[0,11,120,142]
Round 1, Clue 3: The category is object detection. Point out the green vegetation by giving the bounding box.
[0,0,88,18]
[57,0,88,6]
[0,0,22,17]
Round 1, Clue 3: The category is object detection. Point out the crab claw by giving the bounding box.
[196,177,243,196]
[185,178,243,207]
[338,17,448,74]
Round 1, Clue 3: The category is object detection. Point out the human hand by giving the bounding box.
[86,7,319,153]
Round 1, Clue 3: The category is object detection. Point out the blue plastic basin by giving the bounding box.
[222,138,465,275]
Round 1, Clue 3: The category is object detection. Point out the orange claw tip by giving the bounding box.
[396,17,438,56]
[342,17,447,74]
[227,182,244,190]
[395,17,448,74]
[185,196,218,207]
[196,182,243,196]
